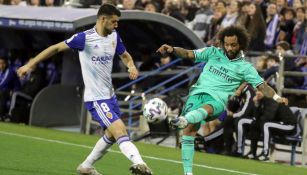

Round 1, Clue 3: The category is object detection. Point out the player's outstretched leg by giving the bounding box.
[170,107,209,129]
[77,135,114,175]
[182,134,196,175]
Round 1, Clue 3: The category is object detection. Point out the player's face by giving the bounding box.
[223,36,240,59]
[102,15,119,35]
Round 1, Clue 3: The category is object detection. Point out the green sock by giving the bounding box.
[182,135,195,174]
[185,107,208,124]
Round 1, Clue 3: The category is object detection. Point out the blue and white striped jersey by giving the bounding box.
[65,27,126,101]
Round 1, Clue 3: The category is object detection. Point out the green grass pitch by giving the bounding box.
[0,122,306,175]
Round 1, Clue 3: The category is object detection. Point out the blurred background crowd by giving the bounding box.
[1,0,306,53]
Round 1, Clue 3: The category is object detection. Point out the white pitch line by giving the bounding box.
[0,130,261,175]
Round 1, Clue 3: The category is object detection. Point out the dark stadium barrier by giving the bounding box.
[29,84,84,127]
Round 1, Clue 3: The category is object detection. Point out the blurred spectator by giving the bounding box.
[292,7,306,53]
[264,3,279,49]
[223,84,255,156]
[209,0,218,9]
[220,1,241,29]
[162,0,185,22]
[278,7,296,44]
[276,40,294,55]
[11,0,27,6]
[206,0,227,44]
[135,0,151,10]
[276,41,304,89]
[247,91,296,161]
[292,0,303,9]
[255,55,268,75]
[144,1,158,13]
[299,32,307,55]
[28,0,40,6]
[180,0,199,22]
[295,56,307,89]
[0,56,20,120]
[276,0,288,13]
[262,54,279,87]
[121,0,137,10]
[103,0,117,6]
[254,0,268,19]
[241,0,251,14]
[7,61,46,123]
[275,41,294,71]
[186,0,213,41]
[44,0,54,7]
[214,0,227,16]
[235,0,248,27]
[245,3,266,51]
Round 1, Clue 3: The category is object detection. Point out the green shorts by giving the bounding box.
[181,93,225,124]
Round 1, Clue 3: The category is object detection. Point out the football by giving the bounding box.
[143,98,168,123]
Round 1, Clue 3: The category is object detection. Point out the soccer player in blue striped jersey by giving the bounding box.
[156,25,288,175]
[17,4,152,175]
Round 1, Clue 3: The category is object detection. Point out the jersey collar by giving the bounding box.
[230,51,245,62]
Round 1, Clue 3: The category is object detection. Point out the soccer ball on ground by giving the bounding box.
[143,98,168,123]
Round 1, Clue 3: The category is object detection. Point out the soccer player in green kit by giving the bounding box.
[156,25,287,175]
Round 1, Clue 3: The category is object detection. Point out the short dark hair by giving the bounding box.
[276,41,290,50]
[267,54,280,63]
[217,25,250,51]
[283,7,296,18]
[0,56,8,63]
[97,3,121,18]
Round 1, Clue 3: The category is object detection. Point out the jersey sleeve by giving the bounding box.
[116,32,126,55]
[65,32,85,51]
[193,46,215,63]
[244,65,264,88]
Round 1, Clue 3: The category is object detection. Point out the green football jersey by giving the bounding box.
[191,46,264,105]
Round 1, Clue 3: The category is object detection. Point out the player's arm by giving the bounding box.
[119,51,139,80]
[244,64,288,104]
[256,82,288,104]
[156,44,195,61]
[17,42,69,78]
[235,82,248,96]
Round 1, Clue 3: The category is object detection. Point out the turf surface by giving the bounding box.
[0,122,306,175]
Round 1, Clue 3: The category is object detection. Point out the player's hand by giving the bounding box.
[227,110,233,117]
[276,97,288,105]
[128,66,139,80]
[16,64,32,79]
[156,44,174,55]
